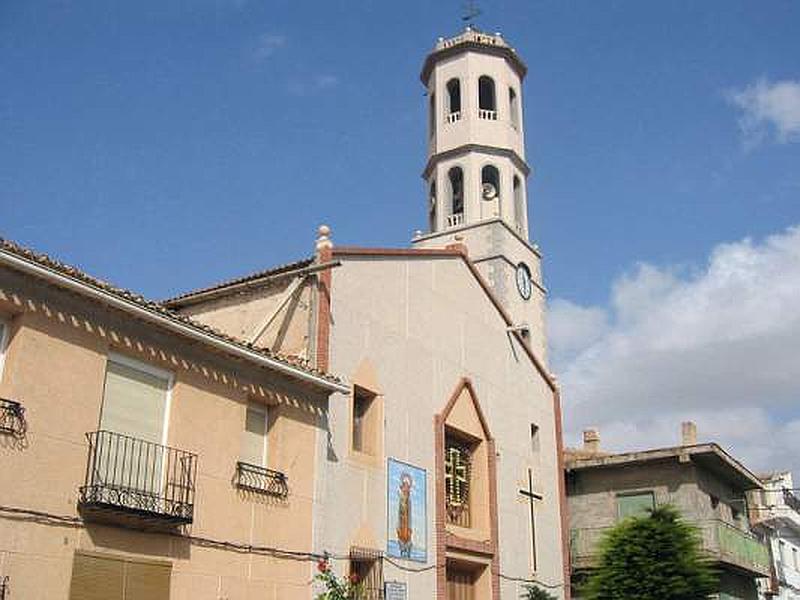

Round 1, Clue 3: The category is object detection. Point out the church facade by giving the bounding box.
[167,28,568,599]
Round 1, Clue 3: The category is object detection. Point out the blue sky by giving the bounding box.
[3,1,800,474]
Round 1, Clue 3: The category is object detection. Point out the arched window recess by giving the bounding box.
[446,79,462,123]
[481,165,500,202]
[447,167,464,229]
[478,76,497,121]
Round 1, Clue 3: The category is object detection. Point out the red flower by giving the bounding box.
[349,573,359,584]
[317,559,329,573]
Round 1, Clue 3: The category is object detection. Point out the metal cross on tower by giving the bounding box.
[519,468,543,571]
[462,0,482,25]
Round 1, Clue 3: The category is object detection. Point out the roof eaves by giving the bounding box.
[0,239,345,391]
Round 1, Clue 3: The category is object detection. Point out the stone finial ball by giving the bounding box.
[318,225,331,237]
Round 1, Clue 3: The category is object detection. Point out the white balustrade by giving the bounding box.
[446,111,462,124]
[478,109,498,121]
[446,213,464,228]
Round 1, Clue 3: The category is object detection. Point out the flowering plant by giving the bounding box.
[314,557,362,600]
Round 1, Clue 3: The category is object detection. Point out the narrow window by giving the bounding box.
[448,167,464,216]
[99,355,171,495]
[793,547,798,570]
[513,175,525,232]
[530,423,540,455]
[481,165,500,201]
[352,385,376,454]
[478,76,497,118]
[445,431,473,527]
[240,401,268,467]
[429,180,437,232]
[446,78,461,122]
[617,492,655,520]
[509,87,519,129]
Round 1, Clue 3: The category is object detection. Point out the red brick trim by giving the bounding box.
[434,413,447,599]
[436,378,501,600]
[314,247,333,373]
[554,387,571,600]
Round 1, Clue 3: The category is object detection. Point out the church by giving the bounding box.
[165,27,568,599]
[0,25,567,600]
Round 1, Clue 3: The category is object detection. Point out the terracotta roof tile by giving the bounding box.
[0,238,339,385]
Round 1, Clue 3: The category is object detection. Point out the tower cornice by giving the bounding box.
[420,31,527,84]
[422,144,531,180]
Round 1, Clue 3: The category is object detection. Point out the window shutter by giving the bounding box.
[69,554,124,600]
[69,553,171,600]
[100,359,169,443]
[125,561,171,600]
[240,402,268,466]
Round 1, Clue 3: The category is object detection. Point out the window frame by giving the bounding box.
[351,385,377,455]
[101,352,174,451]
[616,490,656,521]
[241,400,270,468]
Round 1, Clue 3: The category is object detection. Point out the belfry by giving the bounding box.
[414,27,547,358]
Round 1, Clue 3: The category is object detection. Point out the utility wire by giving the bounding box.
[0,504,566,588]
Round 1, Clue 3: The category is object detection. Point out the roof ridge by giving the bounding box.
[162,256,314,306]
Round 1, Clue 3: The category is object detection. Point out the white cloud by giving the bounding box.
[550,225,800,479]
[728,79,800,146]
[287,74,339,96]
[253,33,286,61]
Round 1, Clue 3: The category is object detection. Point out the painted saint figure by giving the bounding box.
[396,472,413,557]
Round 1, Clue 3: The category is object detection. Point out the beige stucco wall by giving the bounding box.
[0,267,326,600]
[314,255,565,599]
[178,276,314,359]
[427,51,526,159]
[414,220,548,362]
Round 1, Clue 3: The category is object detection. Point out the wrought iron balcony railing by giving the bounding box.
[234,462,288,498]
[571,519,770,577]
[79,430,197,528]
[0,398,26,438]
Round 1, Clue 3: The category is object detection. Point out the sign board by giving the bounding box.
[384,581,407,600]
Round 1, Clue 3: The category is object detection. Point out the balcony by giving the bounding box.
[0,398,26,438]
[78,430,197,529]
[234,462,288,498]
[478,109,497,121]
[571,520,770,577]
[446,111,462,124]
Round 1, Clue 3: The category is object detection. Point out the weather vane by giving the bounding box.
[462,0,482,26]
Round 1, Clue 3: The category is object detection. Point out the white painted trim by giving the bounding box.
[0,248,349,394]
[0,318,9,383]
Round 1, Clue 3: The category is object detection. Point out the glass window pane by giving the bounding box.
[617,492,655,520]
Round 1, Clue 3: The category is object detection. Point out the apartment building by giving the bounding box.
[751,472,800,600]
[565,424,770,600]
[0,239,347,600]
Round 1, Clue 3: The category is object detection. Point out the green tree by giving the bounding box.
[583,505,717,600]
[520,583,558,599]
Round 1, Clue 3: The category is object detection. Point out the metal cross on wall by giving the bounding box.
[519,468,543,571]
[462,0,481,25]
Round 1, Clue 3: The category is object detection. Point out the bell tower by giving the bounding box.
[413,27,546,358]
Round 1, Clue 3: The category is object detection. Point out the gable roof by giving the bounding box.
[0,238,345,392]
[162,256,314,308]
[331,245,557,391]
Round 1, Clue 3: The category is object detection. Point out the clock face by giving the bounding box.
[516,263,532,300]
